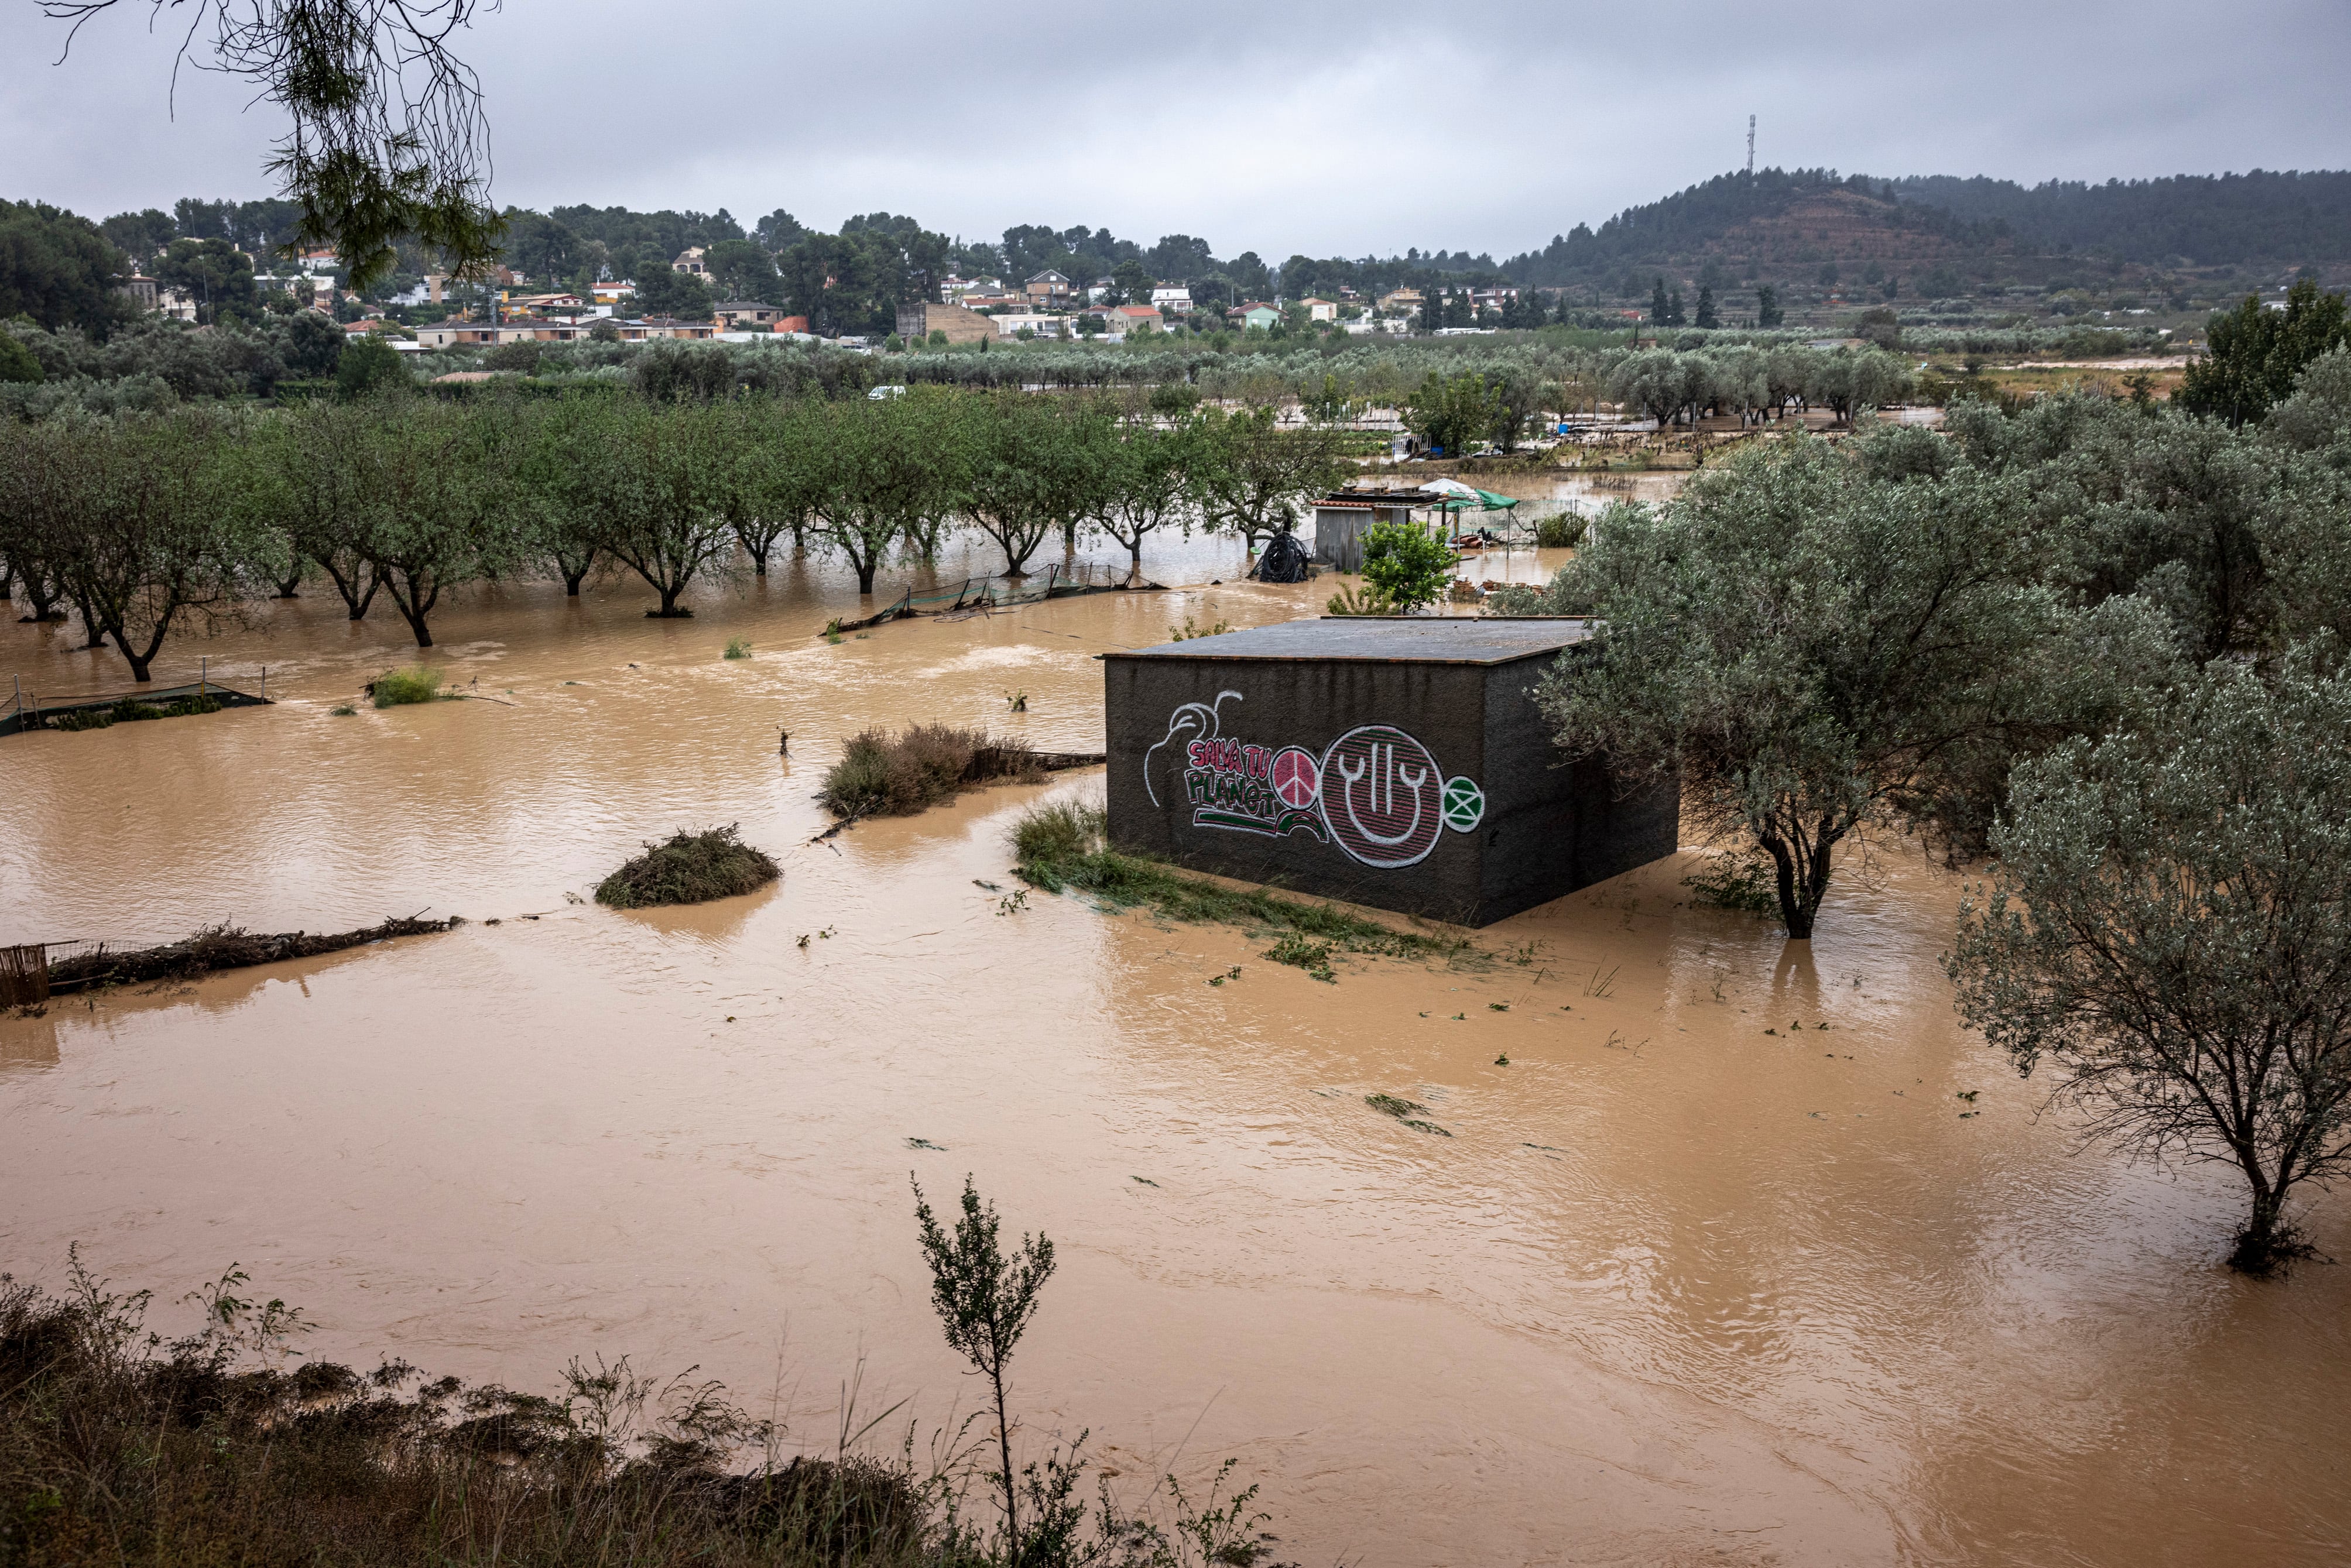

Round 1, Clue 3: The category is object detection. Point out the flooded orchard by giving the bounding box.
[4,531,2347,1567]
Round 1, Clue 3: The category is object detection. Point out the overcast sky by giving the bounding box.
[5,0,2349,259]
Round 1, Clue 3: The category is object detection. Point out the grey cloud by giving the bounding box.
[3,0,2347,259]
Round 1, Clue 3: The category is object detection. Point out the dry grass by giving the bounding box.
[595,825,780,909]
[820,726,1041,819]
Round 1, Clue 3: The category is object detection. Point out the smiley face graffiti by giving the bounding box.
[1318,725,1445,869]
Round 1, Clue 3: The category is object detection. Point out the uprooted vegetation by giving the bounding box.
[819,726,1044,819]
[0,1255,930,1568]
[368,666,456,708]
[594,825,780,909]
[44,917,456,991]
[1010,798,1473,966]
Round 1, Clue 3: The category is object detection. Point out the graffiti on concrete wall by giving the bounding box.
[1144,695,1485,869]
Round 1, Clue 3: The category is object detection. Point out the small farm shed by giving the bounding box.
[1102,617,1678,927]
[1309,491,1431,572]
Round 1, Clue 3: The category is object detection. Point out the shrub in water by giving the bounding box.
[369,666,446,708]
[724,637,751,660]
[1010,798,1107,866]
[820,725,1039,819]
[594,824,780,908]
[1535,513,1587,548]
[1683,850,1779,916]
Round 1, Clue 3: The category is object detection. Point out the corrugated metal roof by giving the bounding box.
[1108,616,1593,666]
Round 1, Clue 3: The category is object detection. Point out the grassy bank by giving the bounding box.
[1010,799,1472,965]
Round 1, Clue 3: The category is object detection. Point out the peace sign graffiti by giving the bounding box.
[1269,746,1320,810]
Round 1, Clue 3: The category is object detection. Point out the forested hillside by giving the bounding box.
[1891,171,2351,267]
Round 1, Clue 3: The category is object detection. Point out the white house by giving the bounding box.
[1150,285,1191,313]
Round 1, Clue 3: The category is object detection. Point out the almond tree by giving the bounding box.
[44,411,258,682]
[585,401,736,616]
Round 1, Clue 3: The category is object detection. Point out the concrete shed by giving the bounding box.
[1102,617,1678,927]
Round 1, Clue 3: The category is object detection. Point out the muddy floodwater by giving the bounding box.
[4,531,2347,1567]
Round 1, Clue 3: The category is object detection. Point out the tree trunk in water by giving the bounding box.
[2229,1174,2292,1272]
[109,629,153,683]
[275,573,303,598]
[402,610,435,649]
[20,575,64,622]
[856,560,877,594]
[74,597,108,651]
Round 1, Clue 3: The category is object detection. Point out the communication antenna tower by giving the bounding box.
[1746,115,1756,175]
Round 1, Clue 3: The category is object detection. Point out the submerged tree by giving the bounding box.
[1949,651,2351,1274]
[911,1175,1056,1564]
[36,411,259,681]
[1511,433,2177,938]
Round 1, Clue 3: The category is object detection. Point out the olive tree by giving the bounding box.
[1949,651,2351,1274]
[1509,433,2175,938]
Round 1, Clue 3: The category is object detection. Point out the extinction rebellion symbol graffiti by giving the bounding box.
[1144,693,1484,870]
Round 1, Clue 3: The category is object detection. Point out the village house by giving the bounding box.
[1023,269,1074,305]
[1228,301,1281,331]
[1298,296,1338,322]
[713,300,783,328]
[992,312,1064,338]
[410,317,714,349]
[673,247,710,277]
[1150,284,1191,313]
[1376,286,1424,315]
[895,300,998,345]
[1102,303,1163,334]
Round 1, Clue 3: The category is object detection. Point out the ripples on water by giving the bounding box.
[2,534,2346,1566]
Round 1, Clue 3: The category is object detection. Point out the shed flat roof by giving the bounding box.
[1109,616,1593,666]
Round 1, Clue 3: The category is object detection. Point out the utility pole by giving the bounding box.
[1746,115,1756,175]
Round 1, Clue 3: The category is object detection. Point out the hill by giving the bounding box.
[1499,167,2351,322]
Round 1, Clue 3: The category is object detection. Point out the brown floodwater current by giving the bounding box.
[4,529,2347,1567]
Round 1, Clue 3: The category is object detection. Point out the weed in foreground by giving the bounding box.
[724,637,752,660]
[595,824,780,908]
[0,1250,926,1568]
[1263,932,1335,982]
